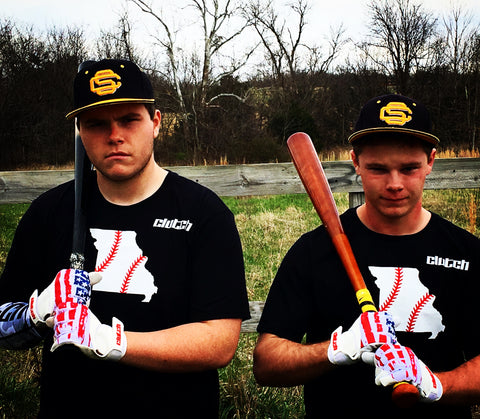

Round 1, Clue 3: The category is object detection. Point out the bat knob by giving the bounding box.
[70,253,85,270]
[391,382,419,408]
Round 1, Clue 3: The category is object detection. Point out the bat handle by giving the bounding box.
[354,288,420,407]
[355,288,377,313]
[392,381,420,408]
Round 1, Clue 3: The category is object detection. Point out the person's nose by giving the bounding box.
[108,122,124,144]
[385,171,403,191]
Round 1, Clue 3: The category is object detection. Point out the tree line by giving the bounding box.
[0,0,479,170]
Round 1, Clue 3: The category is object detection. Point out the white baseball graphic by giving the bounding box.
[370,266,445,339]
[90,228,158,302]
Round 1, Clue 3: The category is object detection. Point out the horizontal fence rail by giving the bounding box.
[1,158,480,332]
[1,158,480,205]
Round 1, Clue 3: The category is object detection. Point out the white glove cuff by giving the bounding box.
[100,317,127,361]
[418,361,443,402]
[29,289,52,327]
[327,326,359,365]
[81,317,127,362]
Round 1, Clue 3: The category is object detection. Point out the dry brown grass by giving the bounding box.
[436,148,480,158]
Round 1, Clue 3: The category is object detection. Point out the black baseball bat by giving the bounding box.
[69,61,93,270]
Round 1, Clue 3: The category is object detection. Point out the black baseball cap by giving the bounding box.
[66,59,155,119]
[348,94,439,146]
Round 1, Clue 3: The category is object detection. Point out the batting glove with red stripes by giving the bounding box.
[52,306,127,362]
[48,269,126,361]
[328,311,397,365]
[374,343,443,402]
[29,269,101,327]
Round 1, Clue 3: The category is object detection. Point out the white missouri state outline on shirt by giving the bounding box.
[370,266,445,339]
[90,228,158,302]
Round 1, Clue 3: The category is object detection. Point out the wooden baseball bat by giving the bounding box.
[286,132,419,407]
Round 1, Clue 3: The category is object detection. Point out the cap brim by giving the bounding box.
[66,98,155,120]
[348,127,440,146]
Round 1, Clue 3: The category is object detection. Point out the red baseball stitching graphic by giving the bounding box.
[95,230,122,272]
[406,293,434,332]
[120,255,147,293]
[380,267,403,311]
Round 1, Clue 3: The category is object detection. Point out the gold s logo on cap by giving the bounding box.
[379,101,413,126]
[89,69,122,96]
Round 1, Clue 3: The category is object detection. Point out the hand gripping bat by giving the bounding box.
[286,132,419,408]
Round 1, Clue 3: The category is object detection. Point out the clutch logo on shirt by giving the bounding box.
[90,228,157,302]
[370,266,445,339]
[153,218,193,231]
[426,255,469,271]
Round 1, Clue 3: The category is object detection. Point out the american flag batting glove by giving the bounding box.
[328,311,397,366]
[29,269,101,328]
[52,305,127,362]
[374,343,443,402]
[49,269,99,347]
[49,270,125,361]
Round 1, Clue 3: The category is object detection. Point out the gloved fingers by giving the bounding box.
[88,272,102,286]
[360,311,397,347]
[45,316,54,328]
[360,350,375,365]
[374,344,416,387]
[51,305,127,362]
[374,343,442,402]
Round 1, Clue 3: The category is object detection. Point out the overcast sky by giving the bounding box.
[2,0,478,38]
[2,0,479,70]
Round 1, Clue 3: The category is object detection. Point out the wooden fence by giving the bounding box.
[1,158,480,331]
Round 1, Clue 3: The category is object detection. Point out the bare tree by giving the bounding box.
[442,4,478,75]
[362,0,437,94]
[130,0,255,162]
[130,1,186,113]
[464,33,480,150]
[305,24,347,74]
[0,21,87,168]
[436,5,480,150]
[247,0,307,82]
[246,0,345,88]
[96,10,141,63]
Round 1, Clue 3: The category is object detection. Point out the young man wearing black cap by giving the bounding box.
[0,59,250,417]
[253,94,480,418]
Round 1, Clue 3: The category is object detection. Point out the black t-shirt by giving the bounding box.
[0,171,250,418]
[258,208,480,418]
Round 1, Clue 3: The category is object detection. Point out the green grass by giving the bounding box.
[222,189,479,417]
[0,189,479,417]
[223,194,349,301]
[0,348,41,419]
[0,204,29,270]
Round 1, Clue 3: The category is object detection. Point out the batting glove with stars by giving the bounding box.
[328,311,397,366]
[374,343,443,402]
[47,270,126,361]
[29,269,101,328]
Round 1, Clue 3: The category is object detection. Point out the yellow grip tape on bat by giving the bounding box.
[356,288,377,313]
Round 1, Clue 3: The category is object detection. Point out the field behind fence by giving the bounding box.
[0,157,480,417]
